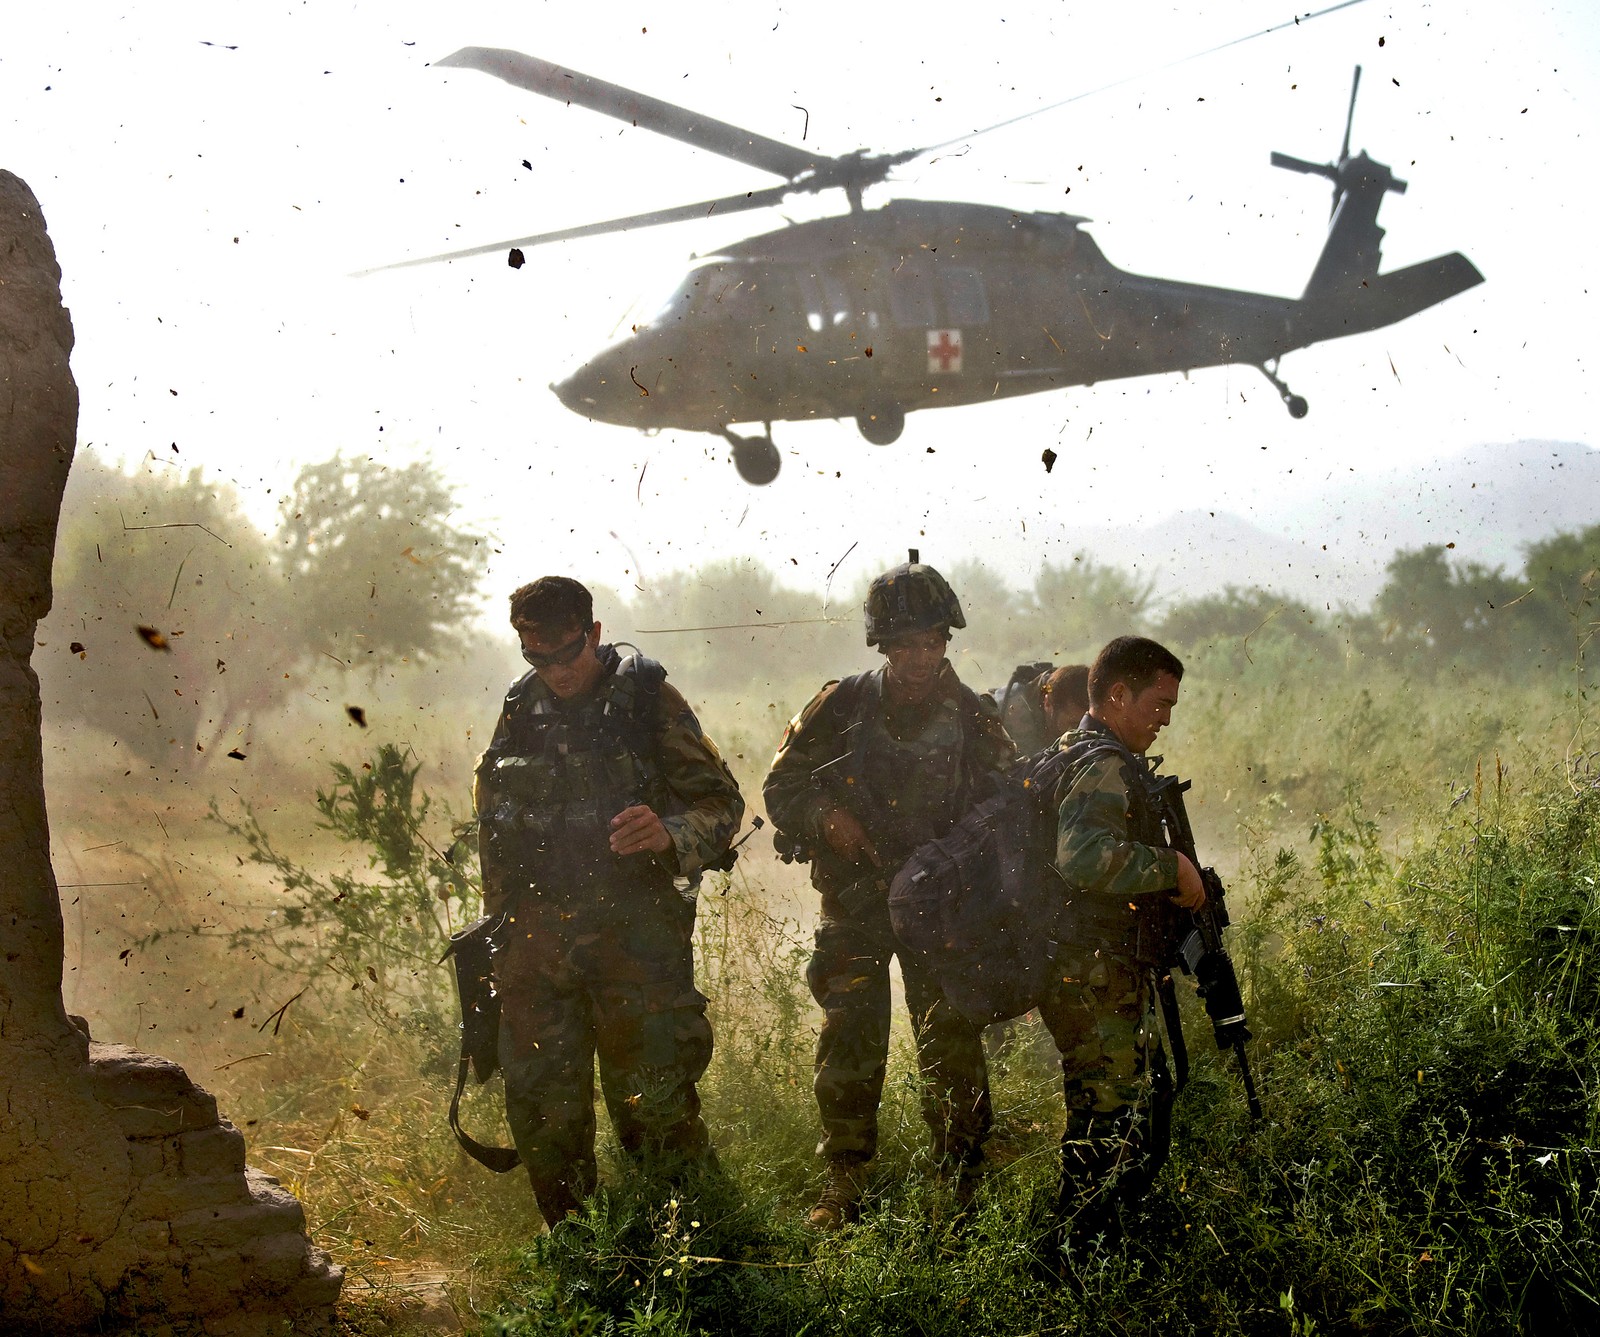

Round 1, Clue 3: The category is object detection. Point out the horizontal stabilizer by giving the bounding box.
[1299,252,1484,342]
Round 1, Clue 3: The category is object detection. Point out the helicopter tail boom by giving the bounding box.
[1295,251,1483,344]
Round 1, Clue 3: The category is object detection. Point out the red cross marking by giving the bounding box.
[927,329,963,372]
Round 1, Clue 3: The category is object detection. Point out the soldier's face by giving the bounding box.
[881,627,948,700]
[1107,671,1180,753]
[1044,687,1089,737]
[518,620,603,699]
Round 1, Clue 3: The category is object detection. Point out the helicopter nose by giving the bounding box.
[550,370,598,414]
[552,349,658,427]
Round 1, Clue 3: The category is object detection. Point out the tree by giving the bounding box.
[1028,556,1155,659]
[40,450,486,764]
[276,454,484,667]
[1520,523,1600,668]
[1368,545,1533,672]
[1159,586,1332,654]
[43,451,284,763]
[617,557,857,694]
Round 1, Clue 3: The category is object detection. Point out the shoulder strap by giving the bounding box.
[827,670,875,729]
[602,652,669,740]
[448,1057,521,1174]
[1025,735,1130,809]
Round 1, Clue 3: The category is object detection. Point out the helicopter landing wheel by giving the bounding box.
[1256,362,1308,420]
[723,427,781,485]
[856,405,905,446]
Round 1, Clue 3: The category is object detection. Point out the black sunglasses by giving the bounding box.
[521,629,590,670]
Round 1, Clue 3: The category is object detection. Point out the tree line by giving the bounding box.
[39,450,1599,771]
[608,536,1599,693]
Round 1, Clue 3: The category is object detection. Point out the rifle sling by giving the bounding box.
[1155,970,1190,1096]
[442,912,522,1173]
[448,1050,521,1173]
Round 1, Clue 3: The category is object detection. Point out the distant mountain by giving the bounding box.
[1072,439,1597,609]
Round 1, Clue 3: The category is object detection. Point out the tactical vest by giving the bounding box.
[476,651,672,899]
[831,669,982,867]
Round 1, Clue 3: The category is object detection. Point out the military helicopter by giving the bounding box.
[379,50,1482,485]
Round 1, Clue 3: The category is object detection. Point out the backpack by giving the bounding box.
[888,736,1122,1026]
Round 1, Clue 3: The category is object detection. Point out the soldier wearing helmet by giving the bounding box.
[763,553,1015,1229]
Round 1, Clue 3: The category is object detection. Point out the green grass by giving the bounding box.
[153,658,1600,1336]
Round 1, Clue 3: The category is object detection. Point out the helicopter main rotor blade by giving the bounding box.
[1340,64,1363,161]
[436,47,823,183]
[354,182,796,276]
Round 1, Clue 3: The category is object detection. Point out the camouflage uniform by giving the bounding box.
[1041,717,1180,1242]
[764,664,1014,1166]
[474,645,744,1220]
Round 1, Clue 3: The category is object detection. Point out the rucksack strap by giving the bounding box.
[448,1054,521,1174]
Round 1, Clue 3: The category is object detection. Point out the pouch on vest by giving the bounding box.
[441,914,520,1173]
[888,739,1119,1026]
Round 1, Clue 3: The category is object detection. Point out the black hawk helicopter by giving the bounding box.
[380,51,1482,485]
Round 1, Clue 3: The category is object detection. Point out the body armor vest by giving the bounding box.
[478,651,671,899]
[836,670,973,868]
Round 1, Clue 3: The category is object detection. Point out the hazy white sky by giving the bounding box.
[5,1,1596,607]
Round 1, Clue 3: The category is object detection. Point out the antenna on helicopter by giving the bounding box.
[1340,65,1362,162]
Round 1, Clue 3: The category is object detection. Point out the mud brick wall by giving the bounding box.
[84,1041,342,1335]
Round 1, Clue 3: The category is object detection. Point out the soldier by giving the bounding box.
[764,555,1015,1229]
[989,661,1053,754]
[1038,635,1206,1254]
[473,576,745,1226]
[989,662,1091,756]
[981,660,1092,1069]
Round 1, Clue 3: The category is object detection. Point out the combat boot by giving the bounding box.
[807,1158,868,1231]
[534,1183,582,1230]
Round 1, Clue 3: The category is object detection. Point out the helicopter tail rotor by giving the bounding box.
[1271,66,1402,218]
[1281,66,1446,308]
[1269,150,1338,182]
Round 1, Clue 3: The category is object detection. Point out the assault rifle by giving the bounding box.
[1146,767,1263,1120]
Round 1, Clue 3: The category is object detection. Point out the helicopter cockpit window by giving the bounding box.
[705,268,762,322]
[940,267,991,325]
[888,260,936,327]
[640,260,732,329]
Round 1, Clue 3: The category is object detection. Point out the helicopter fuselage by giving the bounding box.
[391,51,1484,483]
[550,196,1474,447]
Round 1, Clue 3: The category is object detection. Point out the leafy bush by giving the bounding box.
[210,741,477,1038]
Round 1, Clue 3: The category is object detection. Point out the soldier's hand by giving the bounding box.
[610,804,673,857]
[821,807,880,866]
[1171,852,1207,910]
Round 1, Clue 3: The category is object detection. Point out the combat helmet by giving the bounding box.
[864,550,966,647]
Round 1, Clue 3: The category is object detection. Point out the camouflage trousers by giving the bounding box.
[493,885,713,1217]
[1036,947,1173,1235]
[806,906,992,1165]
